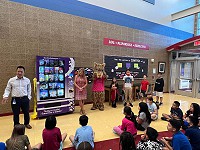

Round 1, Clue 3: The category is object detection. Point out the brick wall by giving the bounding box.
[0,0,181,114]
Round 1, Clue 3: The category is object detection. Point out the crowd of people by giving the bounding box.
[110,69,164,108]
[1,99,199,150]
[0,115,94,150]
[1,108,200,150]
[2,103,199,150]
[1,66,200,150]
[117,103,200,150]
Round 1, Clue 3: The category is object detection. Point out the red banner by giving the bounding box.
[103,38,149,50]
[194,41,200,46]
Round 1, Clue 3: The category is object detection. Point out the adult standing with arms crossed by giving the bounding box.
[154,73,164,106]
[2,66,32,129]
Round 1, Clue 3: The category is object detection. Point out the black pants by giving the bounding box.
[112,100,116,107]
[140,90,147,98]
[11,96,30,126]
[137,124,145,131]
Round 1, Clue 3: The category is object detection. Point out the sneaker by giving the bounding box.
[159,102,163,106]
[25,124,32,129]
[129,103,133,107]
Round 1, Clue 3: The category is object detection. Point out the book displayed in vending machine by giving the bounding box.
[36,56,75,118]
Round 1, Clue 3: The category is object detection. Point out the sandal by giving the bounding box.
[80,109,83,115]
[82,109,86,115]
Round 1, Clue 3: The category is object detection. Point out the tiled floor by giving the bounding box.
[0,93,199,148]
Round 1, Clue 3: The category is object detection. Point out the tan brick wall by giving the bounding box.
[0,0,181,114]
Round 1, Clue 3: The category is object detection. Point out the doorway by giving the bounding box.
[174,58,200,98]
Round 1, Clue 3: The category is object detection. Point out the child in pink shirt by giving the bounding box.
[113,106,137,136]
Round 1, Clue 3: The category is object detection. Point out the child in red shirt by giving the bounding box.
[42,116,67,150]
[140,75,149,102]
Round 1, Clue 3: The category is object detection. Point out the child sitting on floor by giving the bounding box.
[147,96,158,121]
[42,116,67,150]
[120,131,136,150]
[77,142,93,150]
[6,124,42,150]
[113,106,137,136]
[185,116,200,150]
[161,119,192,150]
[136,102,151,131]
[161,101,183,121]
[137,127,163,150]
[183,103,200,129]
[69,115,94,150]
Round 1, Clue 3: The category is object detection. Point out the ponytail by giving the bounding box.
[125,112,138,128]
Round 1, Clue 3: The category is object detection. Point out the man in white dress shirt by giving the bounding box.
[2,66,32,129]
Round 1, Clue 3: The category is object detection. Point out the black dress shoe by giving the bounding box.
[129,103,133,107]
[25,124,32,129]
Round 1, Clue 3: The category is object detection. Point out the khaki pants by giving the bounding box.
[124,87,133,103]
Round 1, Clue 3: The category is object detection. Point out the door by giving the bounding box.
[196,59,200,98]
[170,60,176,92]
[175,61,195,97]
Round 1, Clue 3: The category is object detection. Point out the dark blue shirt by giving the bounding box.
[170,107,183,119]
[0,142,6,150]
[185,126,200,150]
[172,131,192,150]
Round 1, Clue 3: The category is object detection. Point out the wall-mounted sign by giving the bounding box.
[194,41,200,46]
[179,79,190,89]
[104,55,148,79]
[103,38,150,50]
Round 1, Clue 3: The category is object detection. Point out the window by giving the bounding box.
[197,13,200,35]
[196,0,200,35]
[143,0,155,5]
